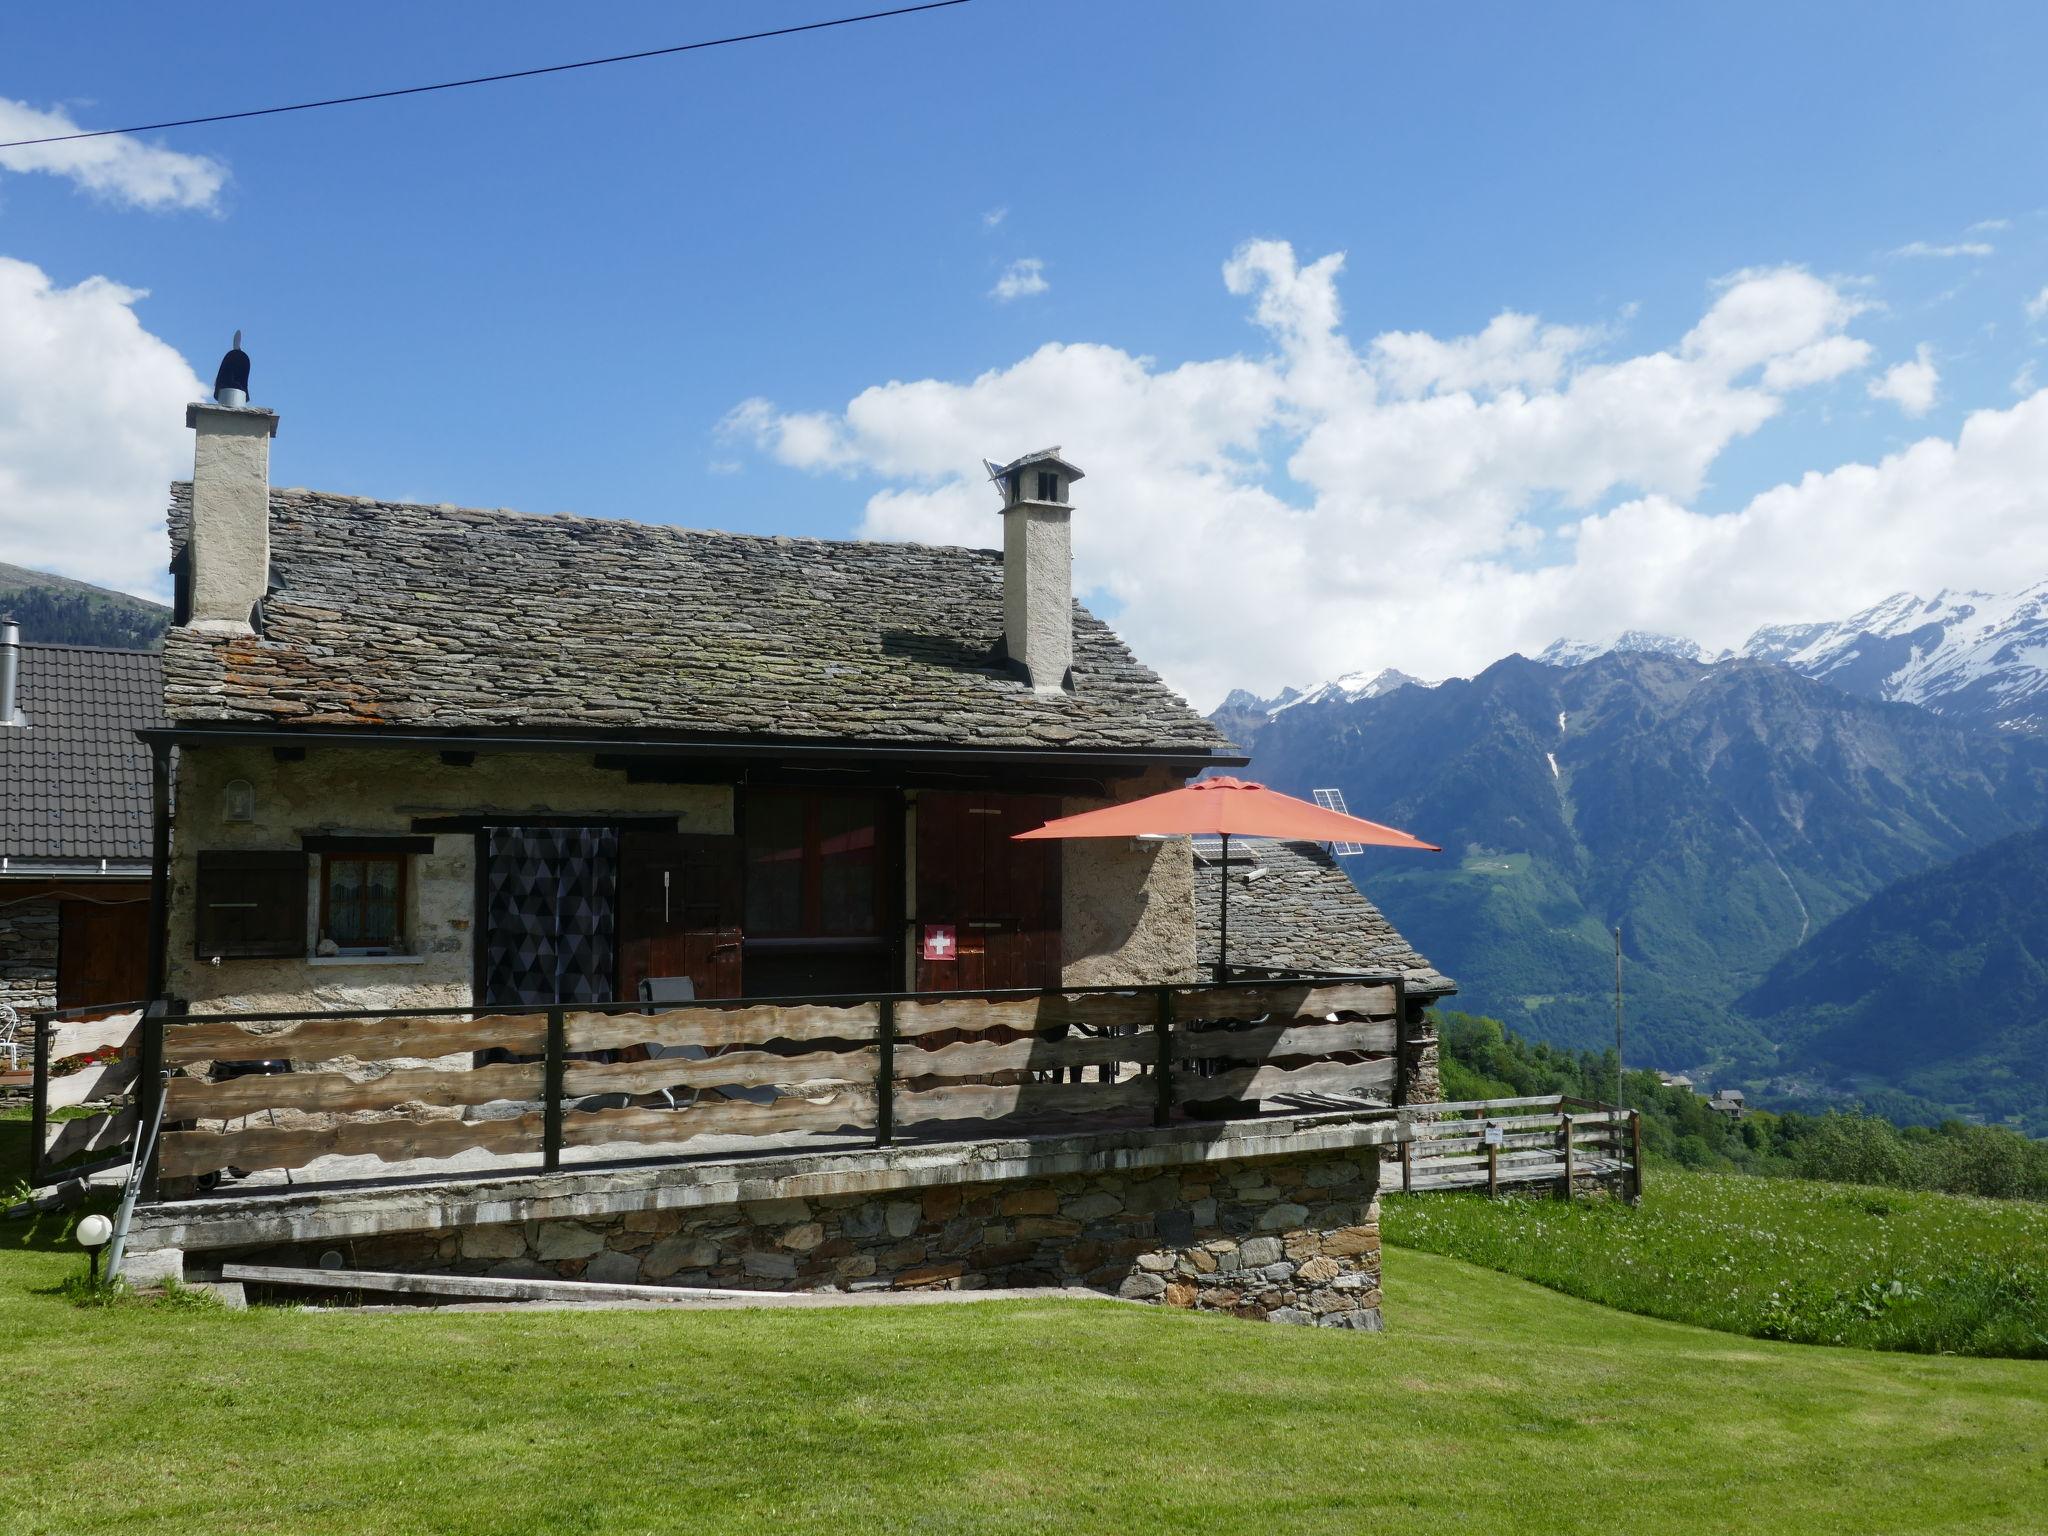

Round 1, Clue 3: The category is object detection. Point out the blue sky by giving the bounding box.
[5,2,2047,703]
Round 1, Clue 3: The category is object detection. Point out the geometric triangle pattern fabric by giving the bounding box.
[483,826,620,1006]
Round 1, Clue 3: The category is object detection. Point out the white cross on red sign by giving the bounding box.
[922,924,956,961]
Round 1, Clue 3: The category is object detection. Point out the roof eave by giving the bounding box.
[139,721,1249,772]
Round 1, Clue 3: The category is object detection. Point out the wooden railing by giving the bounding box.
[1394,1095,1641,1200]
[26,1001,151,1190]
[117,976,1409,1188]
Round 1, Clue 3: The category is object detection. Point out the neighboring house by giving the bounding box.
[1708,1087,1746,1118]
[1658,1072,1695,1092]
[0,620,162,1029]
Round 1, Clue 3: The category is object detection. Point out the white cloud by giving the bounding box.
[2026,285,2048,323]
[982,206,1007,228]
[1868,344,1940,416]
[0,98,226,211]
[1967,218,2012,234]
[2015,360,2039,396]
[991,258,1048,302]
[725,242,1988,707]
[0,256,201,595]
[1889,240,1994,259]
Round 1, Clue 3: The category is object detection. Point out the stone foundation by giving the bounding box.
[230,1147,1384,1328]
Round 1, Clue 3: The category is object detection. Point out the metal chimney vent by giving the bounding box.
[213,329,251,408]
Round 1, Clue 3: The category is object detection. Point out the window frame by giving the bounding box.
[318,851,409,955]
[741,789,886,941]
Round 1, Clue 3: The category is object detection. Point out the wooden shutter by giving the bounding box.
[914,793,1062,992]
[195,850,309,959]
[57,897,150,1008]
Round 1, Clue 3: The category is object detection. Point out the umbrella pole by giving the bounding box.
[1215,830,1230,983]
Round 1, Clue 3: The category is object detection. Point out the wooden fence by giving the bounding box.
[1393,1095,1641,1199]
[42,976,1411,1188]
[24,1001,150,1191]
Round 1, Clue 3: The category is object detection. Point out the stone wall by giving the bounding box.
[1059,765,1198,986]
[0,896,58,1018]
[236,1146,1384,1328]
[168,744,732,1013]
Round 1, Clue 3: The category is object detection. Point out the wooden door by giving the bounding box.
[616,831,743,1002]
[914,793,1062,992]
[56,896,150,1010]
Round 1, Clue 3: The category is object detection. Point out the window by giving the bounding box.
[320,854,406,952]
[1036,470,1060,502]
[743,791,883,938]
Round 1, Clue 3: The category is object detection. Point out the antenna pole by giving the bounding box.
[1612,924,1624,1111]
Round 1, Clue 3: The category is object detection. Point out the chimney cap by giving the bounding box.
[213,329,251,407]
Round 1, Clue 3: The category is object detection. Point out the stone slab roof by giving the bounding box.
[163,486,1232,756]
[1194,839,1453,996]
[0,644,162,865]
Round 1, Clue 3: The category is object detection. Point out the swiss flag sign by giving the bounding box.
[921,924,957,962]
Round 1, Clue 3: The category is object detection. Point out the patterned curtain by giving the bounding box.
[482,826,619,1006]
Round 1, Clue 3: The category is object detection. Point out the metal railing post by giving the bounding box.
[542,1007,565,1172]
[1629,1109,1644,1203]
[875,996,895,1147]
[1152,987,1174,1128]
[137,1000,167,1202]
[28,1011,50,1189]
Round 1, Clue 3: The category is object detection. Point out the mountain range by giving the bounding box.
[0,562,169,650]
[1226,581,2048,750]
[1214,590,2048,1131]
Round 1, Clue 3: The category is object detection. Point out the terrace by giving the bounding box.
[30,976,1638,1324]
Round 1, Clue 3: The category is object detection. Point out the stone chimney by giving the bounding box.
[184,332,278,635]
[991,447,1083,693]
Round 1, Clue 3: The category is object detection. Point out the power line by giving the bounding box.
[0,1,972,151]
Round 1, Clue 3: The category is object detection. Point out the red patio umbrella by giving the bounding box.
[1014,777,1439,981]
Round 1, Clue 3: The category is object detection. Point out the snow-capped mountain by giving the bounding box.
[1281,667,1438,710]
[1737,583,2048,735]
[1536,630,1724,667]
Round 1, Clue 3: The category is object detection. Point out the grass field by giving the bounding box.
[5,1200,2046,1534]
[1383,1167,2048,1356]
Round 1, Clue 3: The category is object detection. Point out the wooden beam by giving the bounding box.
[894,1076,1153,1125]
[1172,1017,1396,1061]
[166,1062,543,1119]
[43,1058,136,1110]
[1170,981,1397,1024]
[163,1012,545,1066]
[893,1033,1153,1079]
[1172,1057,1395,1103]
[563,1047,879,1097]
[892,993,1155,1038]
[43,1106,137,1163]
[157,1110,543,1179]
[46,1010,143,1060]
[559,1095,872,1148]
[565,1003,880,1053]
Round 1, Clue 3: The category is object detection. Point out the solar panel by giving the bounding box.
[1313,788,1364,855]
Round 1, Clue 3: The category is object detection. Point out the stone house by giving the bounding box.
[146,382,1448,1040]
[0,624,161,1035]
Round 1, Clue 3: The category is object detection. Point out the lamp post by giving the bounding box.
[76,1212,113,1287]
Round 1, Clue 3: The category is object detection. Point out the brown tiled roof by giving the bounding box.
[0,644,162,865]
[163,486,1233,756]
[1194,839,1453,996]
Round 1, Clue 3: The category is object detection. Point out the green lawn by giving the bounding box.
[1384,1167,2048,1356]
[4,1201,2044,1534]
